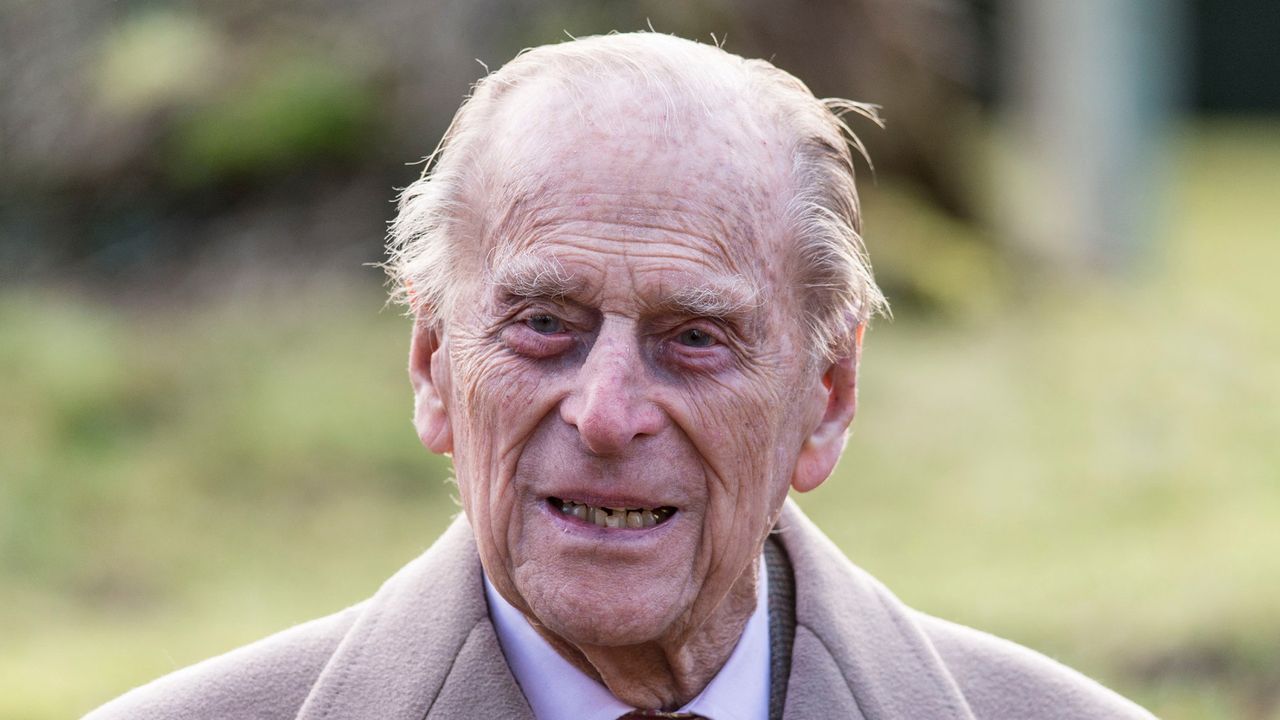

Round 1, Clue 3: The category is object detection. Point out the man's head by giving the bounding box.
[387,33,884,655]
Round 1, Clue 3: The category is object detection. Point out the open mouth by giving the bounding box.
[548,497,677,528]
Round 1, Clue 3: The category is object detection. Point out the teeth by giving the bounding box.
[553,499,675,529]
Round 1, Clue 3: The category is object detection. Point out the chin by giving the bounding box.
[523,578,688,647]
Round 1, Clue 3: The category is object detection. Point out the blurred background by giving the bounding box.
[1,1,1277,718]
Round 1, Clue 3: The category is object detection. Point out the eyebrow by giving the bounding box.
[489,254,761,320]
[653,279,761,320]
[489,254,584,301]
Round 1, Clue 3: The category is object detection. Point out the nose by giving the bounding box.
[559,321,665,456]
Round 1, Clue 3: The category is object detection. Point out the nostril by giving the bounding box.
[563,395,664,456]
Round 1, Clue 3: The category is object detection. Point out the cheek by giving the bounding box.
[447,336,570,550]
[452,339,551,457]
[672,369,799,562]
[676,366,796,488]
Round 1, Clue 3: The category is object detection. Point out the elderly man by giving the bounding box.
[89,33,1153,720]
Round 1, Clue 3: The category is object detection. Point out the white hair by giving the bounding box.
[384,32,887,361]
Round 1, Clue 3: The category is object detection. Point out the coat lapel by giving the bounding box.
[295,514,532,720]
[783,625,868,719]
[296,500,974,720]
[775,500,976,720]
[428,620,535,719]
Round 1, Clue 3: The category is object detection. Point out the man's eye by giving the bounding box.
[676,328,715,348]
[525,314,563,335]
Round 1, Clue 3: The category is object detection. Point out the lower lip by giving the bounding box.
[539,499,678,540]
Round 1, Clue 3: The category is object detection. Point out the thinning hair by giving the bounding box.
[384,32,888,361]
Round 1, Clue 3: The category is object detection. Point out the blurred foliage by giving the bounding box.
[1,121,1278,719]
[95,11,224,114]
[862,179,1004,320]
[1,0,984,316]
[163,54,377,188]
[93,9,381,189]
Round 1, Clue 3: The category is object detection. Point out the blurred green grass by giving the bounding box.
[2,121,1278,719]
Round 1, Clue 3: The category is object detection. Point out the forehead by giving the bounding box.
[469,73,795,294]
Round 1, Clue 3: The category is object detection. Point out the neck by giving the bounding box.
[537,557,761,711]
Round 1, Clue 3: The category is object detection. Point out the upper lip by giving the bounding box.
[545,491,679,509]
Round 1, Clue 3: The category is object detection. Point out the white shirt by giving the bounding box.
[484,554,771,720]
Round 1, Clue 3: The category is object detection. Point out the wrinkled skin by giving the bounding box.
[409,78,862,709]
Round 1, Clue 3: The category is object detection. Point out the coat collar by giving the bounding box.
[773,500,976,720]
[296,500,974,720]
[295,514,533,720]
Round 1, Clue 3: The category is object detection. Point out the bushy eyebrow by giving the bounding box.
[489,254,584,301]
[652,279,761,320]
[489,254,761,321]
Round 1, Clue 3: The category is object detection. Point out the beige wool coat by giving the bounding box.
[86,501,1155,719]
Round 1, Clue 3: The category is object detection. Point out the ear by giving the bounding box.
[791,324,863,493]
[409,317,453,455]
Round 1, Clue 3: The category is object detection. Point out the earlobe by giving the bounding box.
[790,327,862,493]
[409,318,454,455]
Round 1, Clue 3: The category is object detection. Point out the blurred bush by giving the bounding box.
[165,54,377,187]
[90,9,383,189]
[1,0,993,317]
[95,11,224,115]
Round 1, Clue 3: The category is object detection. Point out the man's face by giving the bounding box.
[413,81,843,649]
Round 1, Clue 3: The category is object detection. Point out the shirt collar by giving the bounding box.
[484,554,771,720]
